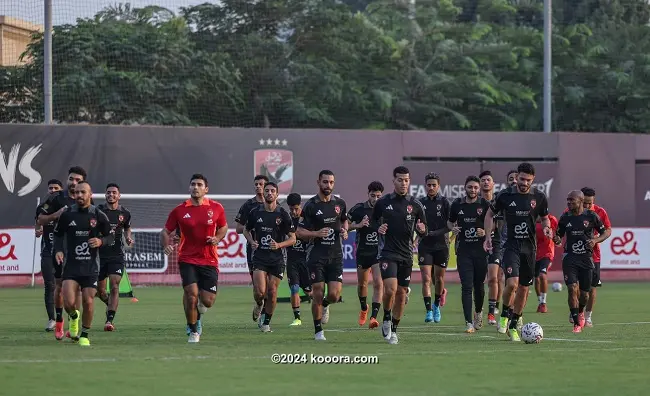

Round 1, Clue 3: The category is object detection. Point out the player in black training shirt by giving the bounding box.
[479,170,505,326]
[285,193,312,326]
[97,183,133,331]
[54,181,114,346]
[35,179,63,332]
[244,182,296,332]
[448,176,491,333]
[416,173,450,324]
[372,166,427,345]
[37,166,89,340]
[235,174,269,321]
[296,170,348,341]
[348,181,384,329]
[483,163,551,342]
[553,190,609,333]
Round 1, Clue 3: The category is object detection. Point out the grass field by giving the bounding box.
[0,283,649,395]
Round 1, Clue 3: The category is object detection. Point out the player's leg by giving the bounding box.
[432,249,449,322]
[508,252,535,341]
[195,265,218,335]
[534,258,549,313]
[253,268,269,327]
[418,249,434,322]
[179,263,202,342]
[309,260,327,340]
[356,257,371,326]
[97,259,110,306]
[78,278,97,346]
[41,255,56,331]
[369,263,383,329]
[287,261,302,326]
[387,261,412,345]
[321,258,343,325]
[248,247,262,321]
[53,258,65,340]
[379,260,398,341]
[62,278,81,340]
[498,249,520,335]
[497,265,505,313]
[261,262,284,331]
[472,254,488,331]
[104,270,122,330]
[456,253,475,332]
[585,262,601,327]
[576,265,592,330]
[563,260,582,332]
[487,261,500,325]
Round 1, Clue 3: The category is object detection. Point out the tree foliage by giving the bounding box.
[2,0,650,132]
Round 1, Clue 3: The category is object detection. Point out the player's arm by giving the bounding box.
[161,208,178,254]
[93,211,115,247]
[242,211,257,247]
[123,210,133,244]
[347,204,364,231]
[427,199,449,236]
[234,202,248,234]
[414,199,428,237]
[598,209,612,240]
[296,202,319,239]
[340,200,349,236]
[277,210,296,248]
[213,204,229,244]
[485,194,505,241]
[553,215,567,245]
[446,199,459,230]
[37,195,65,226]
[591,214,610,245]
[53,211,68,260]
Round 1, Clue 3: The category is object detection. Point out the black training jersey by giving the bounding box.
[286,217,306,265]
[487,196,504,246]
[417,194,450,251]
[372,193,427,262]
[246,205,295,265]
[347,201,379,258]
[97,204,132,259]
[53,205,114,277]
[298,195,348,260]
[490,186,549,251]
[235,197,264,227]
[36,202,55,257]
[449,197,491,253]
[556,210,606,258]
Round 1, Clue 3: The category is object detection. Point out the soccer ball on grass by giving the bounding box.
[521,322,544,344]
[552,282,563,292]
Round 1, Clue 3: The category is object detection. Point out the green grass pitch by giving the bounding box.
[0,283,649,395]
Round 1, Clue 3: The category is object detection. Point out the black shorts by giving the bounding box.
[418,247,449,268]
[535,257,552,277]
[287,260,311,292]
[99,257,125,281]
[379,258,412,288]
[592,261,602,288]
[61,274,98,289]
[252,259,285,280]
[308,257,343,284]
[502,247,536,286]
[356,255,378,270]
[562,255,593,293]
[488,247,503,266]
[179,262,218,293]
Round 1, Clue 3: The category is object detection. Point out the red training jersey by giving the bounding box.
[164,198,227,267]
[562,204,611,263]
[535,214,558,261]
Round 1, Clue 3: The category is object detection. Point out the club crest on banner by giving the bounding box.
[255,138,293,194]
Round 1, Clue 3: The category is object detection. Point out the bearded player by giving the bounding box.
[348,181,384,329]
[161,174,228,343]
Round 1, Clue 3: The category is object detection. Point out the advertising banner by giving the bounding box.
[0,229,40,275]
[600,228,650,269]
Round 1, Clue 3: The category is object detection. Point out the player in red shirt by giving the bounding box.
[581,187,612,327]
[161,174,228,343]
[534,213,558,313]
